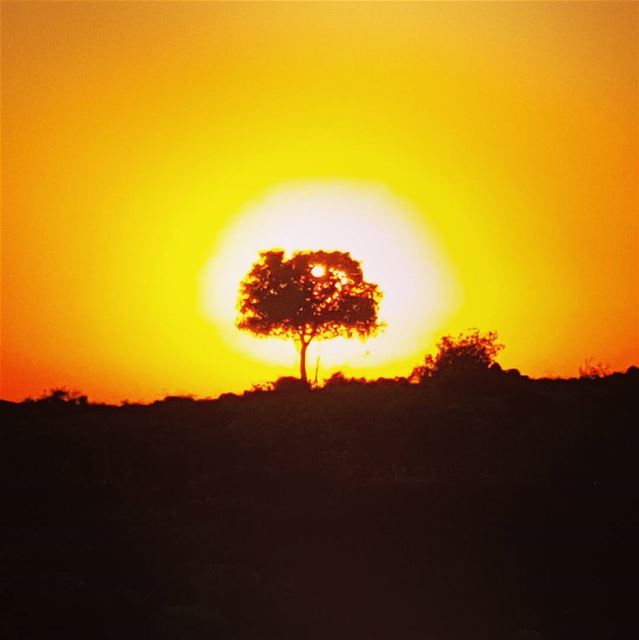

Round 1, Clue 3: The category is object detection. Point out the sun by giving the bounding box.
[201,181,459,377]
[310,265,326,278]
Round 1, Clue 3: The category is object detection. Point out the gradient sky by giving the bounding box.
[2,1,638,403]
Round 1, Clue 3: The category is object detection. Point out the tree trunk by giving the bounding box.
[299,340,309,382]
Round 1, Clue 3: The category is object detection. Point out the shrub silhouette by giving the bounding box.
[271,376,311,394]
[237,249,383,381]
[31,387,88,406]
[579,357,612,379]
[411,329,504,383]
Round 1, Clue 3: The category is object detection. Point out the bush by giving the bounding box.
[411,329,504,383]
[579,358,611,379]
[32,387,88,406]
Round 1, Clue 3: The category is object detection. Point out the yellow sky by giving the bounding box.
[2,1,638,402]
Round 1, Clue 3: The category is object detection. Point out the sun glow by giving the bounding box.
[202,182,460,378]
[311,265,326,278]
[2,2,637,402]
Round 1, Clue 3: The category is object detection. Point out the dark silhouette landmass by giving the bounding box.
[1,366,637,639]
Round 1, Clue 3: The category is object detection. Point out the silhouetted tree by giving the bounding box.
[237,250,383,382]
[579,357,611,379]
[34,387,88,406]
[411,329,503,382]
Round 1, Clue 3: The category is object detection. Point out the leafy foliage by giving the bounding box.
[237,250,383,380]
[579,357,612,379]
[30,387,88,406]
[411,329,504,382]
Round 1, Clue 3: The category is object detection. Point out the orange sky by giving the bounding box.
[2,1,638,403]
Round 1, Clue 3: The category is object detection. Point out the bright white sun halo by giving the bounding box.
[201,181,459,378]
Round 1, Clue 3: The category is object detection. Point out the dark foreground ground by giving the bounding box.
[1,371,637,639]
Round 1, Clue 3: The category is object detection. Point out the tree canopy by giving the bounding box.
[237,250,383,381]
[411,329,504,382]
